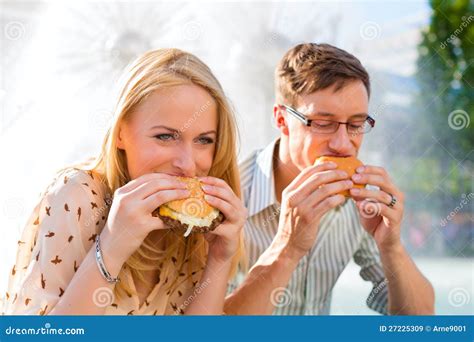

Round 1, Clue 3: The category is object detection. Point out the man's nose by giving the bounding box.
[327,124,353,155]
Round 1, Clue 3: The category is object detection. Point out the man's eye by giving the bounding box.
[348,122,364,129]
[154,133,176,141]
[196,137,214,144]
[313,121,333,128]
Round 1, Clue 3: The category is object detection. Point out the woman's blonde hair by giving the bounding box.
[66,48,245,300]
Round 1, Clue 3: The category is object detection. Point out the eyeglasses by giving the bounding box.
[281,104,375,135]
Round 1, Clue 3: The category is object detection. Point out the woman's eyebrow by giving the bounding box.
[199,130,217,135]
[150,125,180,133]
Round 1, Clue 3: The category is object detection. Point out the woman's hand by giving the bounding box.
[198,177,247,264]
[100,173,190,266]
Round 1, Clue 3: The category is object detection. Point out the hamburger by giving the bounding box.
[315,156,364,197]
[152,177,224,237]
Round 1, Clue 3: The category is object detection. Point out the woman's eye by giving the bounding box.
[154,133,176,141]
[196,136,214,144]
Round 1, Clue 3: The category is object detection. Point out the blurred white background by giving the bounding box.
[1,0,472,315]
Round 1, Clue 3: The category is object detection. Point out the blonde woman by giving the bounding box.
[2,48,247,315]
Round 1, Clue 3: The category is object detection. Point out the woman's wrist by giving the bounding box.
[206,251,234,272]
[98,229,127,276]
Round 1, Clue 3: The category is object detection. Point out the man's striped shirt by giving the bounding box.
[229,139,388,315]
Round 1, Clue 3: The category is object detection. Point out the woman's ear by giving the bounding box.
[117,125,125,150]
[273,105,289,136]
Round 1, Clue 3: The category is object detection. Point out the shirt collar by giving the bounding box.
[247,138,280,217]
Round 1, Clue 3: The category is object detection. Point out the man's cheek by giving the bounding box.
[302,137,320,165]
[292,147,309,170]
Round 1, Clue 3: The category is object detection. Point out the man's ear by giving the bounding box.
[273,104,289,136]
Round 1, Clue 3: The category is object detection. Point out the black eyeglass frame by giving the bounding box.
[281,104,375,134]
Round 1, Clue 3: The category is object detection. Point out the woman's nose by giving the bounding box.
[172,146,196,177]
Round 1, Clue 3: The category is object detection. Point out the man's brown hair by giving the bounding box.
[275,43,370,106]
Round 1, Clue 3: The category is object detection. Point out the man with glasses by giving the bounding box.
[281,104,375,136]
[224,43,434,315]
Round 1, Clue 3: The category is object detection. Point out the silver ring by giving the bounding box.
[388,193,397,208]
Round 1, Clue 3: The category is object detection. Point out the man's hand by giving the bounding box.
[349,165,404,251]
[276,161,353,257]
[349,165,434,314]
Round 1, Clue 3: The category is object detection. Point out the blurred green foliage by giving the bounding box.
[407,0,473,201]
[396,0,473,256]
[417,0,473,152]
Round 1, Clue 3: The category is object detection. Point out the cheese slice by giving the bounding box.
[159,205,220,234]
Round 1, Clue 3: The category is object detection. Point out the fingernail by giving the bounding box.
[204,195,212,201]
[201,185,211,192]
[350,188,360,195]
[356,166,364,173]
[346,180,353,187]
[352,174,361,181]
